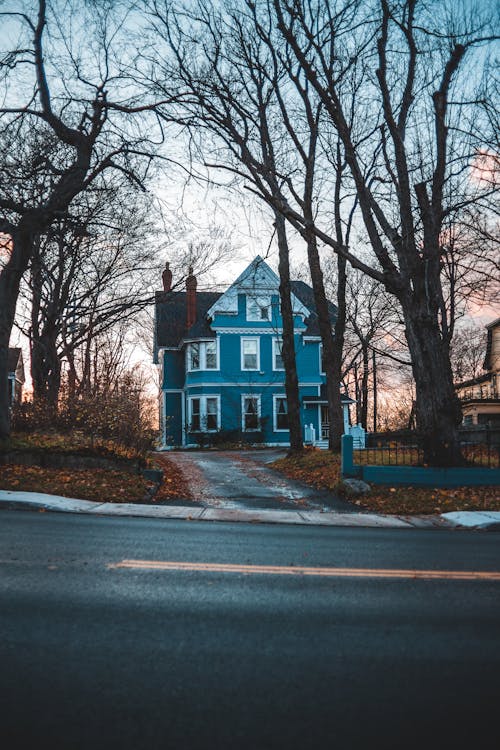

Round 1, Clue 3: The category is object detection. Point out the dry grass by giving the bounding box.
[271,448,500,515]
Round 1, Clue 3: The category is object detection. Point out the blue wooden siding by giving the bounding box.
[164,392,183,446]
[162,351,185,389]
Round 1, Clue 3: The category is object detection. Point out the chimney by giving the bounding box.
[186,266,197,329]
[162,261,172,292]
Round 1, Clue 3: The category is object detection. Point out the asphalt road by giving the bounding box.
[1,510,499,750]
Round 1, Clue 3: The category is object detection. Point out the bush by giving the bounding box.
[11,375,156,457]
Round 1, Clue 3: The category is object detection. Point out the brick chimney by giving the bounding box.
[186,266,197,329]
[162,261,172,292]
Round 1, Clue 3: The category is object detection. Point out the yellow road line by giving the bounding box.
[109,560,500,581]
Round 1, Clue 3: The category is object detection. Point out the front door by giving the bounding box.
[320,405,329,440]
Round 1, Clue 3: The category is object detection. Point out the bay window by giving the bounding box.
[188,395,220,432]
[187,340,218,371]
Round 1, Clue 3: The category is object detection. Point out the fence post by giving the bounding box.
[341,434,359,478]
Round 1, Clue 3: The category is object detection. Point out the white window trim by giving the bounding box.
[272,337,285,371]
[187,394,221,432]
[273,394,289,432]
[319,343,325,375]
[241,336,260,371]
[186,339,220,372]
[241,394,262,432]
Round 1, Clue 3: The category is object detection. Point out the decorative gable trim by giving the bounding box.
[211,327,305,335]
[207,256,310,319]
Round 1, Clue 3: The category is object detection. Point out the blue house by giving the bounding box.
[154,256,351,448]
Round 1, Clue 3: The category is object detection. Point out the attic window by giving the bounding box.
[247,296,270,321]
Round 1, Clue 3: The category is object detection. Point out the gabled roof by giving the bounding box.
[290,280,337,335]
[483,317,500,372]
[7,347,23,377]
[207,256,310,319]
[456,372,492,389]
[154,257,338,356]
[155,291,221,351]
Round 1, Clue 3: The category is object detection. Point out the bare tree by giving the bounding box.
[146,0,366,451]
[0,0,167,437]
[17,183,159,408]
[267,0,499,465]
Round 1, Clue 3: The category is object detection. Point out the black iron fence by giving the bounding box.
[356,427,500,469]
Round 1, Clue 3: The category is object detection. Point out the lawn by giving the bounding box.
[0,431,192,504]
[271,448,500,515]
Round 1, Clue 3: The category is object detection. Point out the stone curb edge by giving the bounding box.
[3,490,499,530]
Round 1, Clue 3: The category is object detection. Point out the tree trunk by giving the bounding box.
[31,332,61,411]
[0,228,33,438]
[274,213,303,453]
[404,307,463,465]
[360,343,369,429]
[306,242,344,452]
[331,253,347,448]
[29,243,61,411]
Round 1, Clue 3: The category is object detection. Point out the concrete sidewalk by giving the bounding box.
[1,489,499,530]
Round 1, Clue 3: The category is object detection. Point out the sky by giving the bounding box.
[2,0,498,400]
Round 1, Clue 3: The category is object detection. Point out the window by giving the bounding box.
[189,343,200,371]
[241,337,260,370]
[320,344,325,374]
[273,395,289,431]
[187,340,218,371]
[190,397,201,431]
[188,395,220,432]
[242,395,261,432]
[247,296,270,321]
[273,338,284,370]
[205,397,218,430]
[205,340,217,369]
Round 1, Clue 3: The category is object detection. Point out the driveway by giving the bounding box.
[165,449,355,512]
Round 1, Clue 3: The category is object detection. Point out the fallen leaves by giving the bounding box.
[271,450,500,515]
[0,463,149,503]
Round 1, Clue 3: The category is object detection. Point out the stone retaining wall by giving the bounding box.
[0,450,143,474]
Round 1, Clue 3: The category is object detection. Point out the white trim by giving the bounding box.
[272,337,285,371]
[181,394,186,446]
[164,388,183,393]
[319,343,325,375]
[187,394,221,433]
[241,336,260,371]
[212,327,304,335]
[303,336,322,342]
[162,390,167,447]
[273,393,289,432]
[206,256,309,319]
[241,393,262,432]
[183,381,322,388]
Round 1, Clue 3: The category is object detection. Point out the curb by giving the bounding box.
[0,489,485,530]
